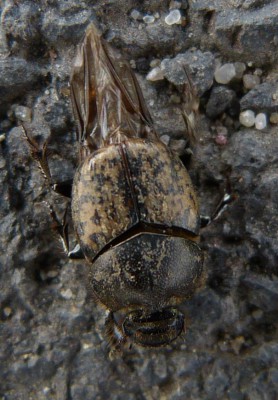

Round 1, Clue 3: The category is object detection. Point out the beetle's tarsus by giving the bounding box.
[22,125,73,198]
[44,202,85,260]
[201,188,236,228]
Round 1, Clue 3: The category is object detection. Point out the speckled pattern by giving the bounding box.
[72,138,199,261]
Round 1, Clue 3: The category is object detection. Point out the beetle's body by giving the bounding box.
[25,23,204,349]
[72,138,200,261]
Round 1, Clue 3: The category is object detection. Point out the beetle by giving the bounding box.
[23,23,204,350]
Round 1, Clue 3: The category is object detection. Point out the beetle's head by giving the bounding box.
[105,307,184,349]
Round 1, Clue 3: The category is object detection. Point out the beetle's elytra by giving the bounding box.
[26,23,204,349]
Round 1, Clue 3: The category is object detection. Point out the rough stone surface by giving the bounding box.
[161,50,215,96]
[240,82,278,113]
[206,86,238,118]
[0,1,278,399]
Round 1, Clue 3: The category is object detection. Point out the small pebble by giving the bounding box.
[215,135,227,146]
[0,133,6,143]
[169,0,182,9]
[0,157,6,168]
[243,74,260,90]
[143,15,155,24]
[214,63,236,84]
[150,59,161,68]
[234,62,246,79]
[239,110,255,127]
[61,288,73,300]
[252,309,263,320]
[254,68,263,77]
[165,9,182,25]
[146,66,164,81]
[14,105,32,122]
[130,9,142,20]
[255,113,267,130]
[169,138,187,156]
[129,59,136,69]
[270,112,278,124]
[160,135,170,146]
[169,94,181,104]
[3,307,13,318]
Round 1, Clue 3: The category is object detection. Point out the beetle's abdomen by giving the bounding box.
[72,138,199,261]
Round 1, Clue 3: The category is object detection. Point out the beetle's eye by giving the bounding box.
[123,308,184,347]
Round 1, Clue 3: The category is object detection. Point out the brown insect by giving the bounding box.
[24,24,204,350]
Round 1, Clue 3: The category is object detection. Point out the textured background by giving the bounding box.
[0,1,278,399]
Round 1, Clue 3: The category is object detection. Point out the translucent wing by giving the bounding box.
[70,23,158,160]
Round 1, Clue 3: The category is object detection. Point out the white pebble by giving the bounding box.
[143,15,155,24]
[214,63,236,84]
[130,9,142,20]
[255,113,267,130]
[61,288,73,300]
[146,66,164,81]
[239,110,255,127]
[243,74,260,90]
[165,9,182,25]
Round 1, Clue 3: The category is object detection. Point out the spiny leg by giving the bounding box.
[200,179,236,228]
[45,202,84,259]
[22,125,72,198]
[22,125,84,259]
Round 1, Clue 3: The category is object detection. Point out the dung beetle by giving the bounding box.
[24,24,204,349]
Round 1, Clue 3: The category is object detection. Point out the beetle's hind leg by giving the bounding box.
[22,125,72,198]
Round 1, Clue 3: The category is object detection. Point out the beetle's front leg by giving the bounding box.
[200,185,236,228]
[46,202,85,260]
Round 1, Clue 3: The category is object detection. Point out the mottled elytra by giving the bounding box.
[25,23,204,350]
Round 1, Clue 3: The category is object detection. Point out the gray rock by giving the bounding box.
[187,1,278,65]
[240,82,278,113]
[0,59,41,113]
[161,50,215,95]
[206,86,238,118]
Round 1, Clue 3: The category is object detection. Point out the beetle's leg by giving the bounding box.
[22,125,73,198]
[45,202,85,259]
[200,183,236,228]
[200,193,232,227]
